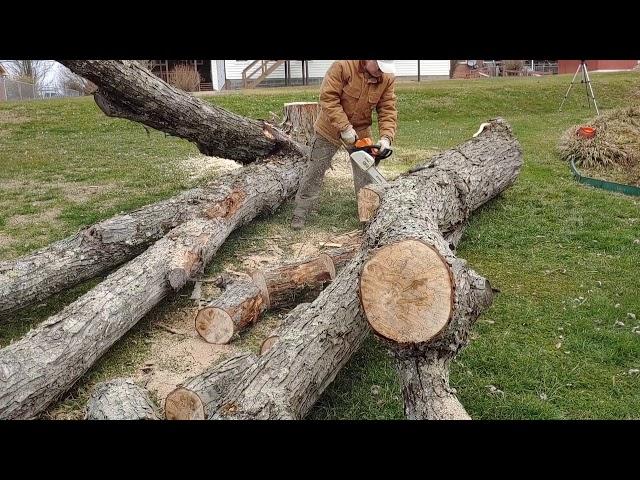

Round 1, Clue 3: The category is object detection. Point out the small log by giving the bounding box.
[164,352,257,420]
[194,236,361,345]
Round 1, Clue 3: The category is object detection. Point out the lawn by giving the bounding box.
[1,72,639,419]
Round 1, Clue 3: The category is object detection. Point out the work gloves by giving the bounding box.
[340,126,358,145]
[378,137,391,154]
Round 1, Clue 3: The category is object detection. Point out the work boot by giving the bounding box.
[290,214,306,230]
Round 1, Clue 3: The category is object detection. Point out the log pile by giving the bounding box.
[0,60,524,420]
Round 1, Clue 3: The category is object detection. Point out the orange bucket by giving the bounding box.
[577,126,596,138]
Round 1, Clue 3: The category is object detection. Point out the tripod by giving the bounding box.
[559,60,599,115]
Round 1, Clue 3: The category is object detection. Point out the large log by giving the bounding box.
[208,119,523,420]
[58,60,305,163]
[164,352,257,420]
[361,240,493,419]
[0,154,306,420]
[85,378,158,420]
[0,167,280,317]
[195,236,361,344]
[1,91,311,317]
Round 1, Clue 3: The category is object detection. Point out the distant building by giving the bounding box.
[558,60,639,74]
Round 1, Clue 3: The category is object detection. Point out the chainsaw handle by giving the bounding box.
[353,144,393,161]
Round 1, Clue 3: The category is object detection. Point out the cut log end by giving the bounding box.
[260,335,279,355]
[164,388,205,420]
[250,270,271,309]
[360,240,454,344]
[358,186,383,222]
[317,253,336,281]
[195,307,235,344]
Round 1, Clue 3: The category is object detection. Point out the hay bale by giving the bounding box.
[558,106,640,169]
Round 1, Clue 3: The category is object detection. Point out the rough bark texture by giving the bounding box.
[195,236,361,345]
[208,119,522,420]
[164,352,257,420]
[0,154,306,420]
[58,60,305,163]
[259,303,311,355]
[195,280,267,344]
[363,238,494,419]
[280,102,320,146]
[0,166,293,317]
[85,378,158,420]
[252,254,336,309]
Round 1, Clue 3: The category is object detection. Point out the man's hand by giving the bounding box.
[378,137,391,154]
[340,126,358,145]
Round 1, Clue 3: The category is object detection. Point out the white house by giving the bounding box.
[210,60,450,90]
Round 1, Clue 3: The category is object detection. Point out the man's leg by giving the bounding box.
[291,135,339,229]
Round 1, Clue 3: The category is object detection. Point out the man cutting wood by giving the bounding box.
[291,60,398,229]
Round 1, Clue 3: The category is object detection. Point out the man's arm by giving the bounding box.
[319,61,351,132]
[376,76,398,142]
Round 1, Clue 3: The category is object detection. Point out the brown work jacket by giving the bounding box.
[314,60,397,146]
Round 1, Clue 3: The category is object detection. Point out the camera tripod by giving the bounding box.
[559,60,600,115]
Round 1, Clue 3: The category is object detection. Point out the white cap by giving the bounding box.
[377,60,396,75]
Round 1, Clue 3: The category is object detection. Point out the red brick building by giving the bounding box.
[558,60,639,74]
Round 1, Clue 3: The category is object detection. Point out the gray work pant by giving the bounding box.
[293,134,372,218]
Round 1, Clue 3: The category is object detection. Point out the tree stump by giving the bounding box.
[280,102,320,146]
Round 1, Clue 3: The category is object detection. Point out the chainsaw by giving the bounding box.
[346,138,393,190]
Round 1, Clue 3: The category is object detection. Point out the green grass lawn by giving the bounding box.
[1,72,639,419]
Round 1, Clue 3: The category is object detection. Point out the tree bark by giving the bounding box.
[164,352,257,420]
[1,93,311,317]
[208,119,523,420]
[0,154,306,420]
[357,184,386,222]
[0,166,285,317]
[195,279,269,344]
[361,240,494,419]
[85,378,158,420]
[259,303,311,356]
[280,102,320,146]
[58,60,305,163]
[194,236,360,344]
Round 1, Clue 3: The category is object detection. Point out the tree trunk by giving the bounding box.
[280,102,320,146]
[259,303,311,355]
[208,119,523,420]
[195,236,360,344]
[1,166,284,317]
[164,352,257,420]
[58,60,305,163]
[0,154,306,420]
[85,378,158,420]
[361,240,494,419]
[1,94,312,317]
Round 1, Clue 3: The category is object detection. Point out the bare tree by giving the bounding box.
[56,63,96,95]
[2,60,55,91]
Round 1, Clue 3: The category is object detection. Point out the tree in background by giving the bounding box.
[2,60,56,92]
[56,63,97,95]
